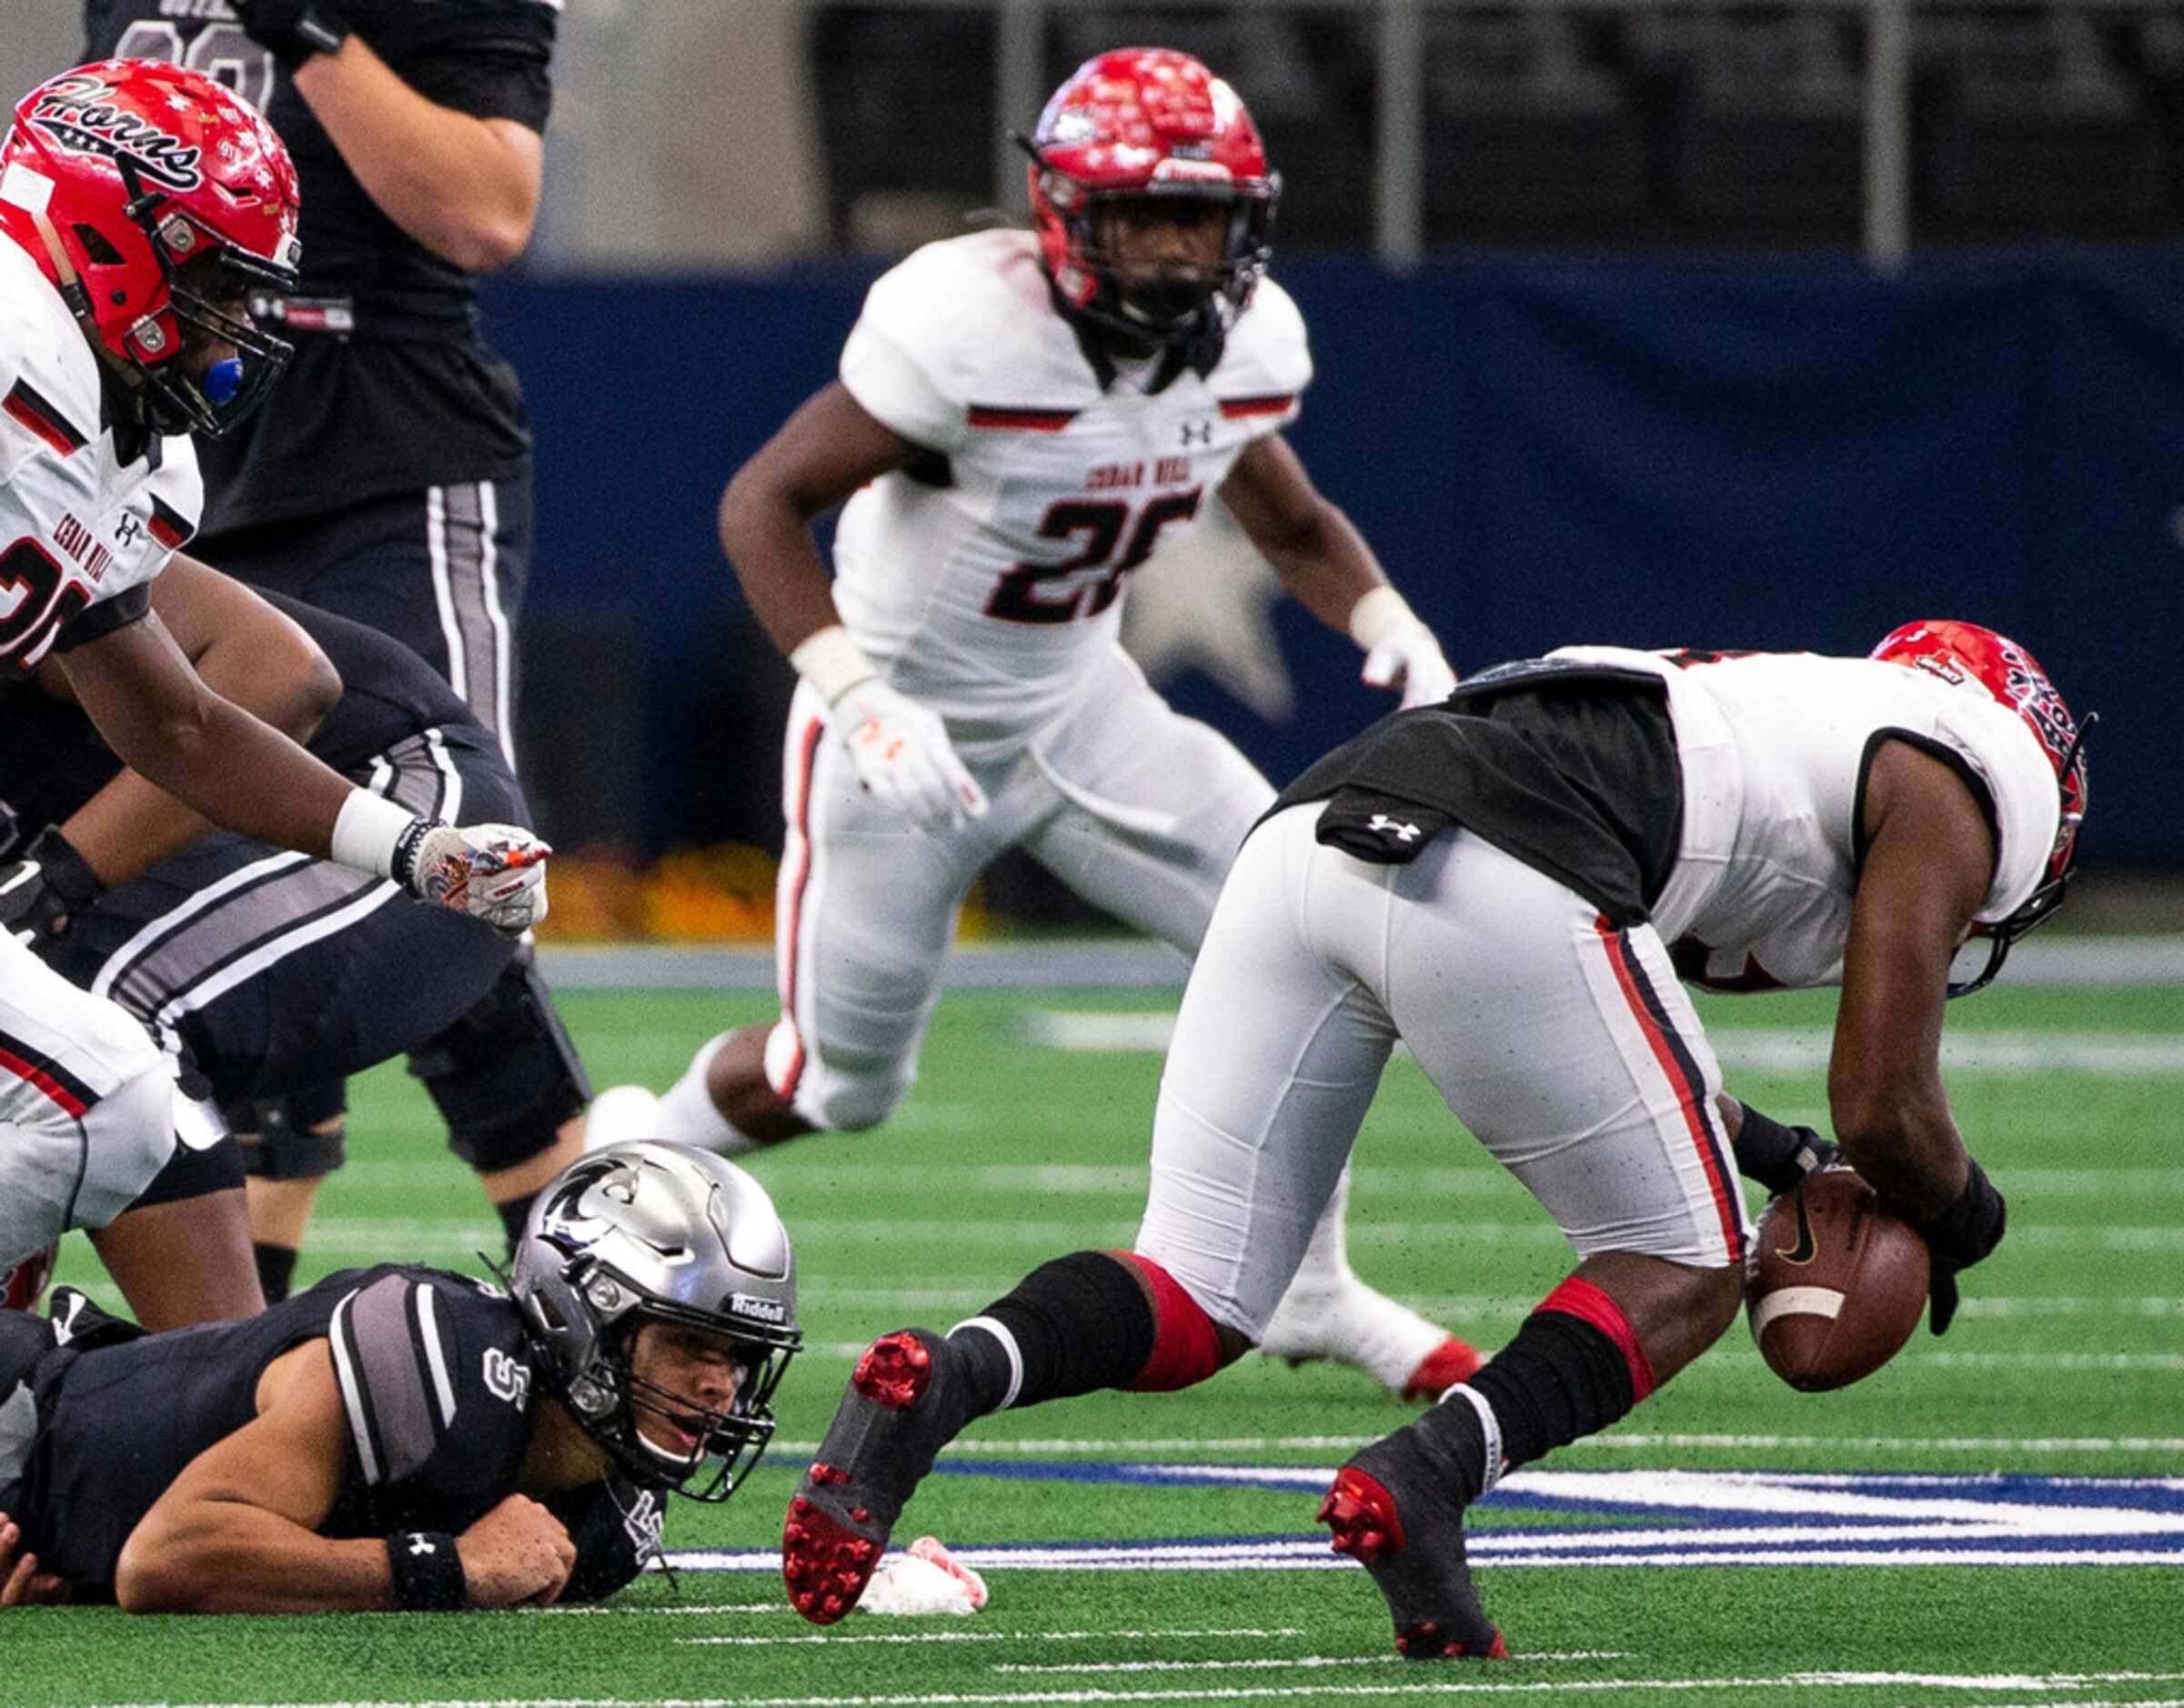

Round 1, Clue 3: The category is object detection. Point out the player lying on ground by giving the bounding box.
[0,560,591,1327]
[781,622,2083,1652]
[0,61,549,1309]
[591,47,1475,1402]
[0,1140,799,1611]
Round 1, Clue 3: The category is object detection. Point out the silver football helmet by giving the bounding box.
[508,1140,800,1502]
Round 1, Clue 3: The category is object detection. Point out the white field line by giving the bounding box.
[991,1657,1625,1676]
[760,1432,2184,1460]
[802,1342,2184,1370]
[1019,1012,2184,1077]
[335,1160,2184,1201]
[282,1219,2184,1254]
[674,1627,1309,1649]
[98,1672,2184,1708]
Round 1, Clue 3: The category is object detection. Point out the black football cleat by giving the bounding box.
[1319,1431,1507,1661]
[782,1328,974,1625]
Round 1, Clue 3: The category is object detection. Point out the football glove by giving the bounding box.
[0,829,104,949]
[392,820,550,936]
[226,0,350,72]
[1362,621,1458,709]
[831,679,990,831]
[1729,1101,1841,1197]
[1909,1158,2007,1336]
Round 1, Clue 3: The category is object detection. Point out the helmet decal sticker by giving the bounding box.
[27,74,204,194]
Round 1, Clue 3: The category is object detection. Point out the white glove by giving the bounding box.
[831,679,989,831]
[1362,623,1459,708]
[395,821,550,935]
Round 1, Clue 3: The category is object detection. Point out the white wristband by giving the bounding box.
[1346,585,1423,652]
[329,789,419,879]
[789,624,880,708]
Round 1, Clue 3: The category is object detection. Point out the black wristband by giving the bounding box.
[388,817,437,892]
[1916,1158,2007,1271]
[25,829,104,913]
[387,1530,467,1611]
[1729,1103,1838,1197]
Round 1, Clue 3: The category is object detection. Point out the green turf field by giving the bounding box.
[13,980,2184,1707]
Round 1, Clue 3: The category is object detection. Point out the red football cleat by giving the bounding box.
[1320,1439,1506,1661]
[1399,1334,1485,1402]
[781,1329,975,1626]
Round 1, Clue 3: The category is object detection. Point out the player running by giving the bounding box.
[782,622,2080,1654]
[0,1140,800,1611]
[0,61,548,1310]
[591,47,1473,1402]
[0,562,589,1321]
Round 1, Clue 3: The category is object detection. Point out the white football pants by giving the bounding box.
[764,648,1273,1130]
[1137,805,1752,1340]
[0,932,186,1271]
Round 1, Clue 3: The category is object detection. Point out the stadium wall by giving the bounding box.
[484,246,2184,866]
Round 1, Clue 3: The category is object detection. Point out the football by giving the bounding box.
[1747,1168,1929,1392]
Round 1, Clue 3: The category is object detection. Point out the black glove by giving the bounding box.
[0,829,104,949]
[1729,1101,1841,1197]
[228,0,351,74]
[1910,1159,2007,1336]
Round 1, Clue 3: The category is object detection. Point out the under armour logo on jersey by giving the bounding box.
[1367,813,1421,843]
[406,1534,438,1556]
[112,513,142,549]
[1179,419,1213,447]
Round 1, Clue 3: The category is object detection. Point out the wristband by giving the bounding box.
[1346,585,1424,651]
[1728,1103,1837,1197]
[789,623,880,708]
[386,1530,466,1611]
[25,829,106,911]
[329,789,420,880]
[1916,1157,2007,1270]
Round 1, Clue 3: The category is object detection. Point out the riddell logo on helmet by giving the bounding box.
[730,1291,789,1324]
[28,75,205,194]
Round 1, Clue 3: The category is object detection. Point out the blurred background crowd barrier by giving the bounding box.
[6,1,2179,936]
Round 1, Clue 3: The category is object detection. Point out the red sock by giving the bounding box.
[1116,1253,1225,1392]
[1538,1274,1656,1402]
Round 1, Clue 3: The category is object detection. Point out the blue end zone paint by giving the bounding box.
[667,1468,2184,1572]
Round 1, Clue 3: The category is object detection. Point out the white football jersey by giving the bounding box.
[832,228,1311,759]
[0,237,200,677]
[1552,645,2062,991]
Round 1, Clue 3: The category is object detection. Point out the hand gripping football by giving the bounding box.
[1746,1167,1930,1392]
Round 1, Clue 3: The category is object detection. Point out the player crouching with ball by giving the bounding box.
[0,1142,798,1611]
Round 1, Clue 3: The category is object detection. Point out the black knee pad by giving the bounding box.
[127,1130,248,1211]
[231,1081,350,1181]
[408,949,592,1172]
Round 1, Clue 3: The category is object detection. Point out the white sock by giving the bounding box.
[652,1032,758,1156]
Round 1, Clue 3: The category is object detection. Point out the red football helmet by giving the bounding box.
[1021,48,1279,345]
[1871,618,2094,995]
[0,60,300,437]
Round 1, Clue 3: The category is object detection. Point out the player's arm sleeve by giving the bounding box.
[548,1478,660,1603]
[837,259,972,456]
[1218,279,1314,437]
[52,582,150,652]
[392,1,558,132]
[1921,704,2061,924]
[326,1273,468,1489]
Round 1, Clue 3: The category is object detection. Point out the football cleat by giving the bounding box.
[782,1329,976,1626]
[1319,1435,1505,1661]
[1399,1335,1487,1403]
[1261,1271,1480,1402]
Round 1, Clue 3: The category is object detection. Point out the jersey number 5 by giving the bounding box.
[0,540,91,668]
[986,489,1203,625]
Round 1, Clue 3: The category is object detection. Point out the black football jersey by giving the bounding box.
[8,1265,654,1603]
[0,592,479,860]
[79,0,559,528]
